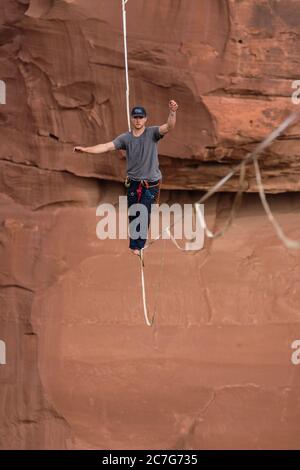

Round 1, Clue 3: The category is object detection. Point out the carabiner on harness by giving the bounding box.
[124,176,131,188]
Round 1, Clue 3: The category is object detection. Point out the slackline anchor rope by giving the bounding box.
[145,112,300,250]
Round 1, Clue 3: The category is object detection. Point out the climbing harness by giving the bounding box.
[125,176,161,202]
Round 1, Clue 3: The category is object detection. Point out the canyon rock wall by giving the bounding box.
[0,0,300,450]
[0,0,300,190]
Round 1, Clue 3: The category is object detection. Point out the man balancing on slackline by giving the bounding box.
[74,99,179,257]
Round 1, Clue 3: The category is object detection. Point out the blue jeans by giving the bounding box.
[127,180,160,250]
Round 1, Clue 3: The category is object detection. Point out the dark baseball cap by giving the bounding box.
[131,106,147,118]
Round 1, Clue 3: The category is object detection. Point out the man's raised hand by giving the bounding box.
[169,100,179,112]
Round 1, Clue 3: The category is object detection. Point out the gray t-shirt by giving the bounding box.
[113,126,164,181]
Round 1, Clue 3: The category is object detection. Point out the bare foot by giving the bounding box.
[131,249,140,256]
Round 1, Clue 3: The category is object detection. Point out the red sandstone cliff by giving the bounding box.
[0,0,300,450]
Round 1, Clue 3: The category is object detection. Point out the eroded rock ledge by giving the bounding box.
[1,0,300,191]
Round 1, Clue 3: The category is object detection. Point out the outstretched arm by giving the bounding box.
[73,141,116,154]
[159,100,179,136]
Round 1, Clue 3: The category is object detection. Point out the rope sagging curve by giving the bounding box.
[146,112,300,250]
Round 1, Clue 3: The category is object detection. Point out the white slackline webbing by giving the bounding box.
[122,0,155,326]
[122,0,131,132]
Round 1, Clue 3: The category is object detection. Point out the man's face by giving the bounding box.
[131,116,147,129]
